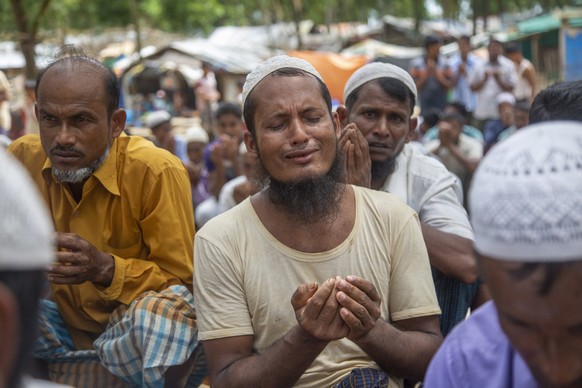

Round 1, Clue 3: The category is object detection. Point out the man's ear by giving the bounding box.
[111,109,127,138]
[243,131,258,160]
[336,105,349,127]
[34,102,39,122]
[406,117,418,143]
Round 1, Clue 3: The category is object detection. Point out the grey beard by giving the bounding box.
[257,149,346,225]
[52,146,110,183]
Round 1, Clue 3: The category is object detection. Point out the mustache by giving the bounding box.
[50,144,83,156]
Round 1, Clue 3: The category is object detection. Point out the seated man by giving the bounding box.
[337,62,481,336]
[195,102,245,227]
[194,55,442,387]
[217,142,260,214]
[425,121,582,387]
[8,47,203,387]
[425,111,483,201]
[145,110,189,163]
[482,92,516,153]
[422,102,484,144]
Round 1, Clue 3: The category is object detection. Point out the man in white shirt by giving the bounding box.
[468,39,517,130]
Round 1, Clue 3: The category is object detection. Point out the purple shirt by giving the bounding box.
[424,301,537,387]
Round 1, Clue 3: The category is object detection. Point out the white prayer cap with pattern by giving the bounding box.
[241,55,323,111]
[0,148,53,270]
[469,121,582,262]
[344,62,418,103]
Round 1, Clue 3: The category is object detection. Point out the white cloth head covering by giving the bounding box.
[0,148,53,270]
[469,121,582,262]
[145,110,171,129]
[183,124,209,144]
[496,92,516,106]
[241,55,323,111]
[344,62,418,103]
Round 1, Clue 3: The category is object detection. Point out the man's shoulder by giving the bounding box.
[400,144,452,179]
[8,135,46,169]
[117,135,186,174]
[197,198,252,241]
[440,302,509,366]
[353,184,416,220]
[459,133,484,149]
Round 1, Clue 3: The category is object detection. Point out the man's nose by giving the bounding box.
[55,123,76,146]
[289,119,309,145]
[373,116,390,137]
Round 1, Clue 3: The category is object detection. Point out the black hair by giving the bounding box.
[504,43,521,54]
[439,111,465,125]
[243,68,332,134]
[423,109,441,128]
[345,77,416,115]
[529,80,582,124]
[35,45,120,119]
[215,102,242,121]
[446,101,469,121]
[0,270,45,388]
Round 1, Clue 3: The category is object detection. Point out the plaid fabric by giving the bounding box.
[432,268,481,336]
[34,285,206,388]
[333,368,389,388]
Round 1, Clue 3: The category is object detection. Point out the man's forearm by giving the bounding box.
[421,223,478,284]
[210,326,328,388]
[354,319,442,382]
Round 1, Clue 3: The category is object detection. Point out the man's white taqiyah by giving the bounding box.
[241,55,323,111]
[469,121,582,262]
[145,110,171,129]
[0,148,54,270]
[343,62,418,103]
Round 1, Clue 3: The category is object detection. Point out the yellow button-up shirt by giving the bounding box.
[9,134,195,349]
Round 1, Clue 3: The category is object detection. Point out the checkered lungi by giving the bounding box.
[34,285,206,388]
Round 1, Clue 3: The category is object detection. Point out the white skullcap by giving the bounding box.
[183,125,209,144]
[145,110,171,129]
[0,148,53,270]
[241,55,323,111]
[469,121,582,262]
[344,62,418,103]
[496,92,516,106]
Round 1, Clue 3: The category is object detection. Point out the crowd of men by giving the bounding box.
[1,36,581,388]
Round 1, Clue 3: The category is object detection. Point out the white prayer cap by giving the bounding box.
[0,148,53,270]
[145,110,171,129]
[241,55,323,111]
[469,121,582,262]
[496,92,516,106]
[183,125,209,144]
[344,62,418,103]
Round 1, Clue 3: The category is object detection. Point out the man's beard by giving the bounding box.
[52,146,110,184]
[371,157,397,184]
[257,147,346,225]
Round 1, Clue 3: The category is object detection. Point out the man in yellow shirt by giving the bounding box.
[8,47,202,387]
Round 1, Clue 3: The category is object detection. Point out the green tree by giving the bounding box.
[8,0,52,79]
